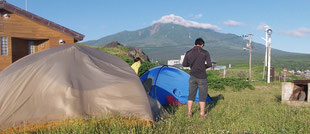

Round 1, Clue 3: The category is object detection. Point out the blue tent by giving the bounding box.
[140,66,212,105]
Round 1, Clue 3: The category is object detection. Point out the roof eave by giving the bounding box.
[0,1,85,41]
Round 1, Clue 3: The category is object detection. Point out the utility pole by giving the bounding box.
[266,29,272,83]
[242,34,253,81]
[248,34,253,81]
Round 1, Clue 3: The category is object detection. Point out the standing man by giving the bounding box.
[182,38,212,117]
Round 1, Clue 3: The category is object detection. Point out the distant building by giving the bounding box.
[167,54,184,66]
[0,1,84,71]
[288,70,295,74]
[296,70,302,75]
[167,60,180,66]
[168,54,189,69]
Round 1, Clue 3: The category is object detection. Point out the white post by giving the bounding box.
[262,30,268,80]
[264,31,268,67]
[267,33,272,83]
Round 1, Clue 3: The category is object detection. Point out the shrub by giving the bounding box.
[206,70,221,79]
[138,62,159,76]
[182,70,253,91]
[208,77,254,91]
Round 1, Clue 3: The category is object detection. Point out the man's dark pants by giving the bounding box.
[188,75,208,102]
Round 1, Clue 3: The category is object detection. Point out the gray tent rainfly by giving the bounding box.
[0,45,162,129]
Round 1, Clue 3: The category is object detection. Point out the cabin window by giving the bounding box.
[1,37,8,55]
[28,41,35,54]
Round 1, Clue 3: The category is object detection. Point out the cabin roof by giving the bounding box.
[0,1,84,41]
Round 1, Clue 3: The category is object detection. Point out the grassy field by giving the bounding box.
[5,82,310,133]
[2,59,309,133]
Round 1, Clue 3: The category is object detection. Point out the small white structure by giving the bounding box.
[180,54,185,64]
[167,60,180,66]
[167,54,190,69]
[167,54,185,66]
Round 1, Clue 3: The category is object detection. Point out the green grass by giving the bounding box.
[8,84,309,134]
[97,46,133,62]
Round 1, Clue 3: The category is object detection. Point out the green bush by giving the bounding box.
[206,70,221,79]
[182,70,253,91]
[138,62,159,76]
[116,45,130,52]
[124,58,134,65]
[183,70,221,79]
[208,77,254,91]
[208,78,225,91]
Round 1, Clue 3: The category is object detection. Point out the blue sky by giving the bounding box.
[7,0,310,54]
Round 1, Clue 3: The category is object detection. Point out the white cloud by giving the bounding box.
[193,13,203,19]
[283,27,310,38]
[152,14,221,31]
[257,23,270,30]
[223,20,243,27]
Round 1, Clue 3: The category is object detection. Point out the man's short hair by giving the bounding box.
[195,38,205,46]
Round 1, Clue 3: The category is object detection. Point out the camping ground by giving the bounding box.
[3,67,310,133]
[2,46,310,133]
[5,81,310,133]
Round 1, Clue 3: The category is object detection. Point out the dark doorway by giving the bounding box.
[11,38,48,62]
[12,38,28,62]
[290,80,310,101]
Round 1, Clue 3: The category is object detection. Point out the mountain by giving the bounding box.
[84,23,310,70]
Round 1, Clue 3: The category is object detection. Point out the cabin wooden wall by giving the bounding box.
[1,12,74,43]
[0,11,75,71]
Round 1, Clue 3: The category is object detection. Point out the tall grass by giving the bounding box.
[2,64,309,133]
[6,84,309,133]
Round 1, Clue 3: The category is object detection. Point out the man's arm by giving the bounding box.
[182,54,190,67]
[205,51,212,69]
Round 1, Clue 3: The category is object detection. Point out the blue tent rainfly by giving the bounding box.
[140,66,212,105]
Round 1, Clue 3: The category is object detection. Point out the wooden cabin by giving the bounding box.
[0,1,84,71]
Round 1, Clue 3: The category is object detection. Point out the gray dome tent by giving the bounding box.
[0,45,162,129]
